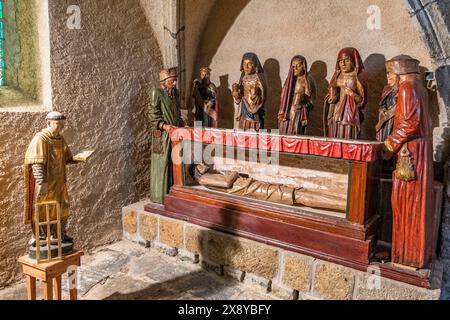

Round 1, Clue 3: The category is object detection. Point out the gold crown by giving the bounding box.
[159,67,178,82]
[385,55,420,75]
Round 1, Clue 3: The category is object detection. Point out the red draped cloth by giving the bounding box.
[386,77,434,268]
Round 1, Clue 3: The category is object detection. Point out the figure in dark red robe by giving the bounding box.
[278,55,315,135]
[324,47,367,139]
[382,55,435,268]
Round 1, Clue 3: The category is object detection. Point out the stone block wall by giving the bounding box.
[123,201,440,300]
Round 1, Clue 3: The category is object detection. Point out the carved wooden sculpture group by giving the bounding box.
[145,49,437,272]
[22,46,434,277]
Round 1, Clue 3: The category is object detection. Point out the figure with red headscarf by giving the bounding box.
[324,47,367,139]
[278,55,315,135]
[232,52,267,131]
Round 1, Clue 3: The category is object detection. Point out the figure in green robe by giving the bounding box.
[149,67,184,204]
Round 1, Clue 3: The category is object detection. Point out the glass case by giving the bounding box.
[163,127,383,266]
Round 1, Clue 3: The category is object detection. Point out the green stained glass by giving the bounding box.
[0,1,4,86]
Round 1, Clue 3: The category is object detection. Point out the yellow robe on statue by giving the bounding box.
[24,129,73,224]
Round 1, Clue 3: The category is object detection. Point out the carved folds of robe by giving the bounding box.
[278,55,315,135]
[234,53,267,131]
[192,79,218,128]
[24,129,73,224]
[376,85,396,142]
[386,78,434,268]
[325,48,367,139]
[148,87,183,204]
[197,171,346,212]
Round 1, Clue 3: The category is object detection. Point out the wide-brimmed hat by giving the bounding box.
[385,55,420,75]
[159,67,178,82]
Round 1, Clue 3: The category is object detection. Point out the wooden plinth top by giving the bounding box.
[18,250,84,271]
[168,127,383,162]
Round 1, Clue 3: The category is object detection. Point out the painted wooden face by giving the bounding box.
[338,55,355,73]
[47,120,65,135]
[386,71,398,87]
[200,70,210,81]
[164,77,177,90]
[242,59,256,75]
[292,59,305,77]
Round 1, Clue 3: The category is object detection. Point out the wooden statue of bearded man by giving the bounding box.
[149,67,184,204]
[382,55,437,268]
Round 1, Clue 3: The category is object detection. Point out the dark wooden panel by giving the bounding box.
[348,161,367,225]
[144,195,431,288]
[376,262,431,288]
[168,186,368,240]
[365,160,382,225]
[171,141,183,186]
[379,178,393,242]
[163,187,375,265]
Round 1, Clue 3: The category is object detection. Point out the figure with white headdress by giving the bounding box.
[232,52,267,131]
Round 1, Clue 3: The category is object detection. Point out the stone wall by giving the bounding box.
[0,0,163,288]
[123,201,440,300]
[192,0,439,140]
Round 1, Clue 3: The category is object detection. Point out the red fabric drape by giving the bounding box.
[169,128,381,162]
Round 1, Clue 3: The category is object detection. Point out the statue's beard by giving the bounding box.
[165,87,175,97]
[392,76,400,95]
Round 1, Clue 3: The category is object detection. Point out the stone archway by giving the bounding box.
[406,0,450,163]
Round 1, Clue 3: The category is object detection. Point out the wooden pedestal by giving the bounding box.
[146,186,438,288]
[18,250,83,300]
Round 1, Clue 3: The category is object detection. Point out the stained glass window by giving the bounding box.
[0,0,5,86]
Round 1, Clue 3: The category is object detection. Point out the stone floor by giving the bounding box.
[0,241,277,300]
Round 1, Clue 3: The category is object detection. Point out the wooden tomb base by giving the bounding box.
[145,189,433,288]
